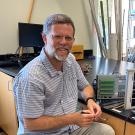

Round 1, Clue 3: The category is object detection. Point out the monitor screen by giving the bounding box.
[18,22,44,48]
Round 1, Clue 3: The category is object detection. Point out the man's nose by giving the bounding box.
[60,37,67,43]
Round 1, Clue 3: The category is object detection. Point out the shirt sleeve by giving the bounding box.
[13,72,45,118]
[73,60,90,90]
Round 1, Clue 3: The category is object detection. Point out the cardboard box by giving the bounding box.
[71,45,84,60]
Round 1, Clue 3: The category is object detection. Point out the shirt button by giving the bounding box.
[60,100,63,103]
[57,71,62,75]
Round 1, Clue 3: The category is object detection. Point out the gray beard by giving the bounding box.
[45,45,68,61]
[45,44,54,57]
[54,53,67,61]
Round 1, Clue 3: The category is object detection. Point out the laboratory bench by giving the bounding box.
[0,55,135,135]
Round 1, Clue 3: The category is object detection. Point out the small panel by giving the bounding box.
[97,74,126,99]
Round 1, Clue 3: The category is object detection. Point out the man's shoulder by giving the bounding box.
[67,53,76,63]
[19,57,44,76]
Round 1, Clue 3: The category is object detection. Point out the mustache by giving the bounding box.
[56,45,70,52]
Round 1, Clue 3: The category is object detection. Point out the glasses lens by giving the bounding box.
[51,34,74,42]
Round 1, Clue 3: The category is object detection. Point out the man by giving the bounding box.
[13,14,115,135]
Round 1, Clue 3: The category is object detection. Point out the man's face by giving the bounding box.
[43,24,74,61]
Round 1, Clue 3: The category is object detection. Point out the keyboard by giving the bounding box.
[99,99,124,105]
[98,99,124,109]
[0,54,37,68]
[0,58,32,67]
[0,60,20,67]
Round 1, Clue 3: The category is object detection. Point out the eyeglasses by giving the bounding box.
[49,34,75,42]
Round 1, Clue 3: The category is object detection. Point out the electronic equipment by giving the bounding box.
[96,74,126,99]
[0,54,35,68]
[18,22,44,53]
[124,69,135,109]
[131,109,135,115]
[0,60,18,67]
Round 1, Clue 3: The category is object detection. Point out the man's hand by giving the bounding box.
[87,99,102,120]
[71,110,95,127]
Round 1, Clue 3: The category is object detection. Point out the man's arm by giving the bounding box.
[24,114,73,131]
[24,112,95,131]
[81,85,94,101]
[81,85,102,118]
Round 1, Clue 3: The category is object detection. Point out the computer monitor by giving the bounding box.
[18,22,44,52]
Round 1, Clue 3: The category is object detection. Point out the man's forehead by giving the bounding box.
[50,24,74,33]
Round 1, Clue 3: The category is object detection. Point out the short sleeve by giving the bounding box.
[13,72,45,118]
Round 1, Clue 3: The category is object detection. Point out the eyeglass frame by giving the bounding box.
[47,34,75,42]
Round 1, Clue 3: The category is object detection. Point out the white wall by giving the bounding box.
[0,0,96,54]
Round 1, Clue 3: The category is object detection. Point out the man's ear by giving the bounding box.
[41,33,47,44]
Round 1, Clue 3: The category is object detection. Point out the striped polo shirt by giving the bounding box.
[13,48,89,135]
